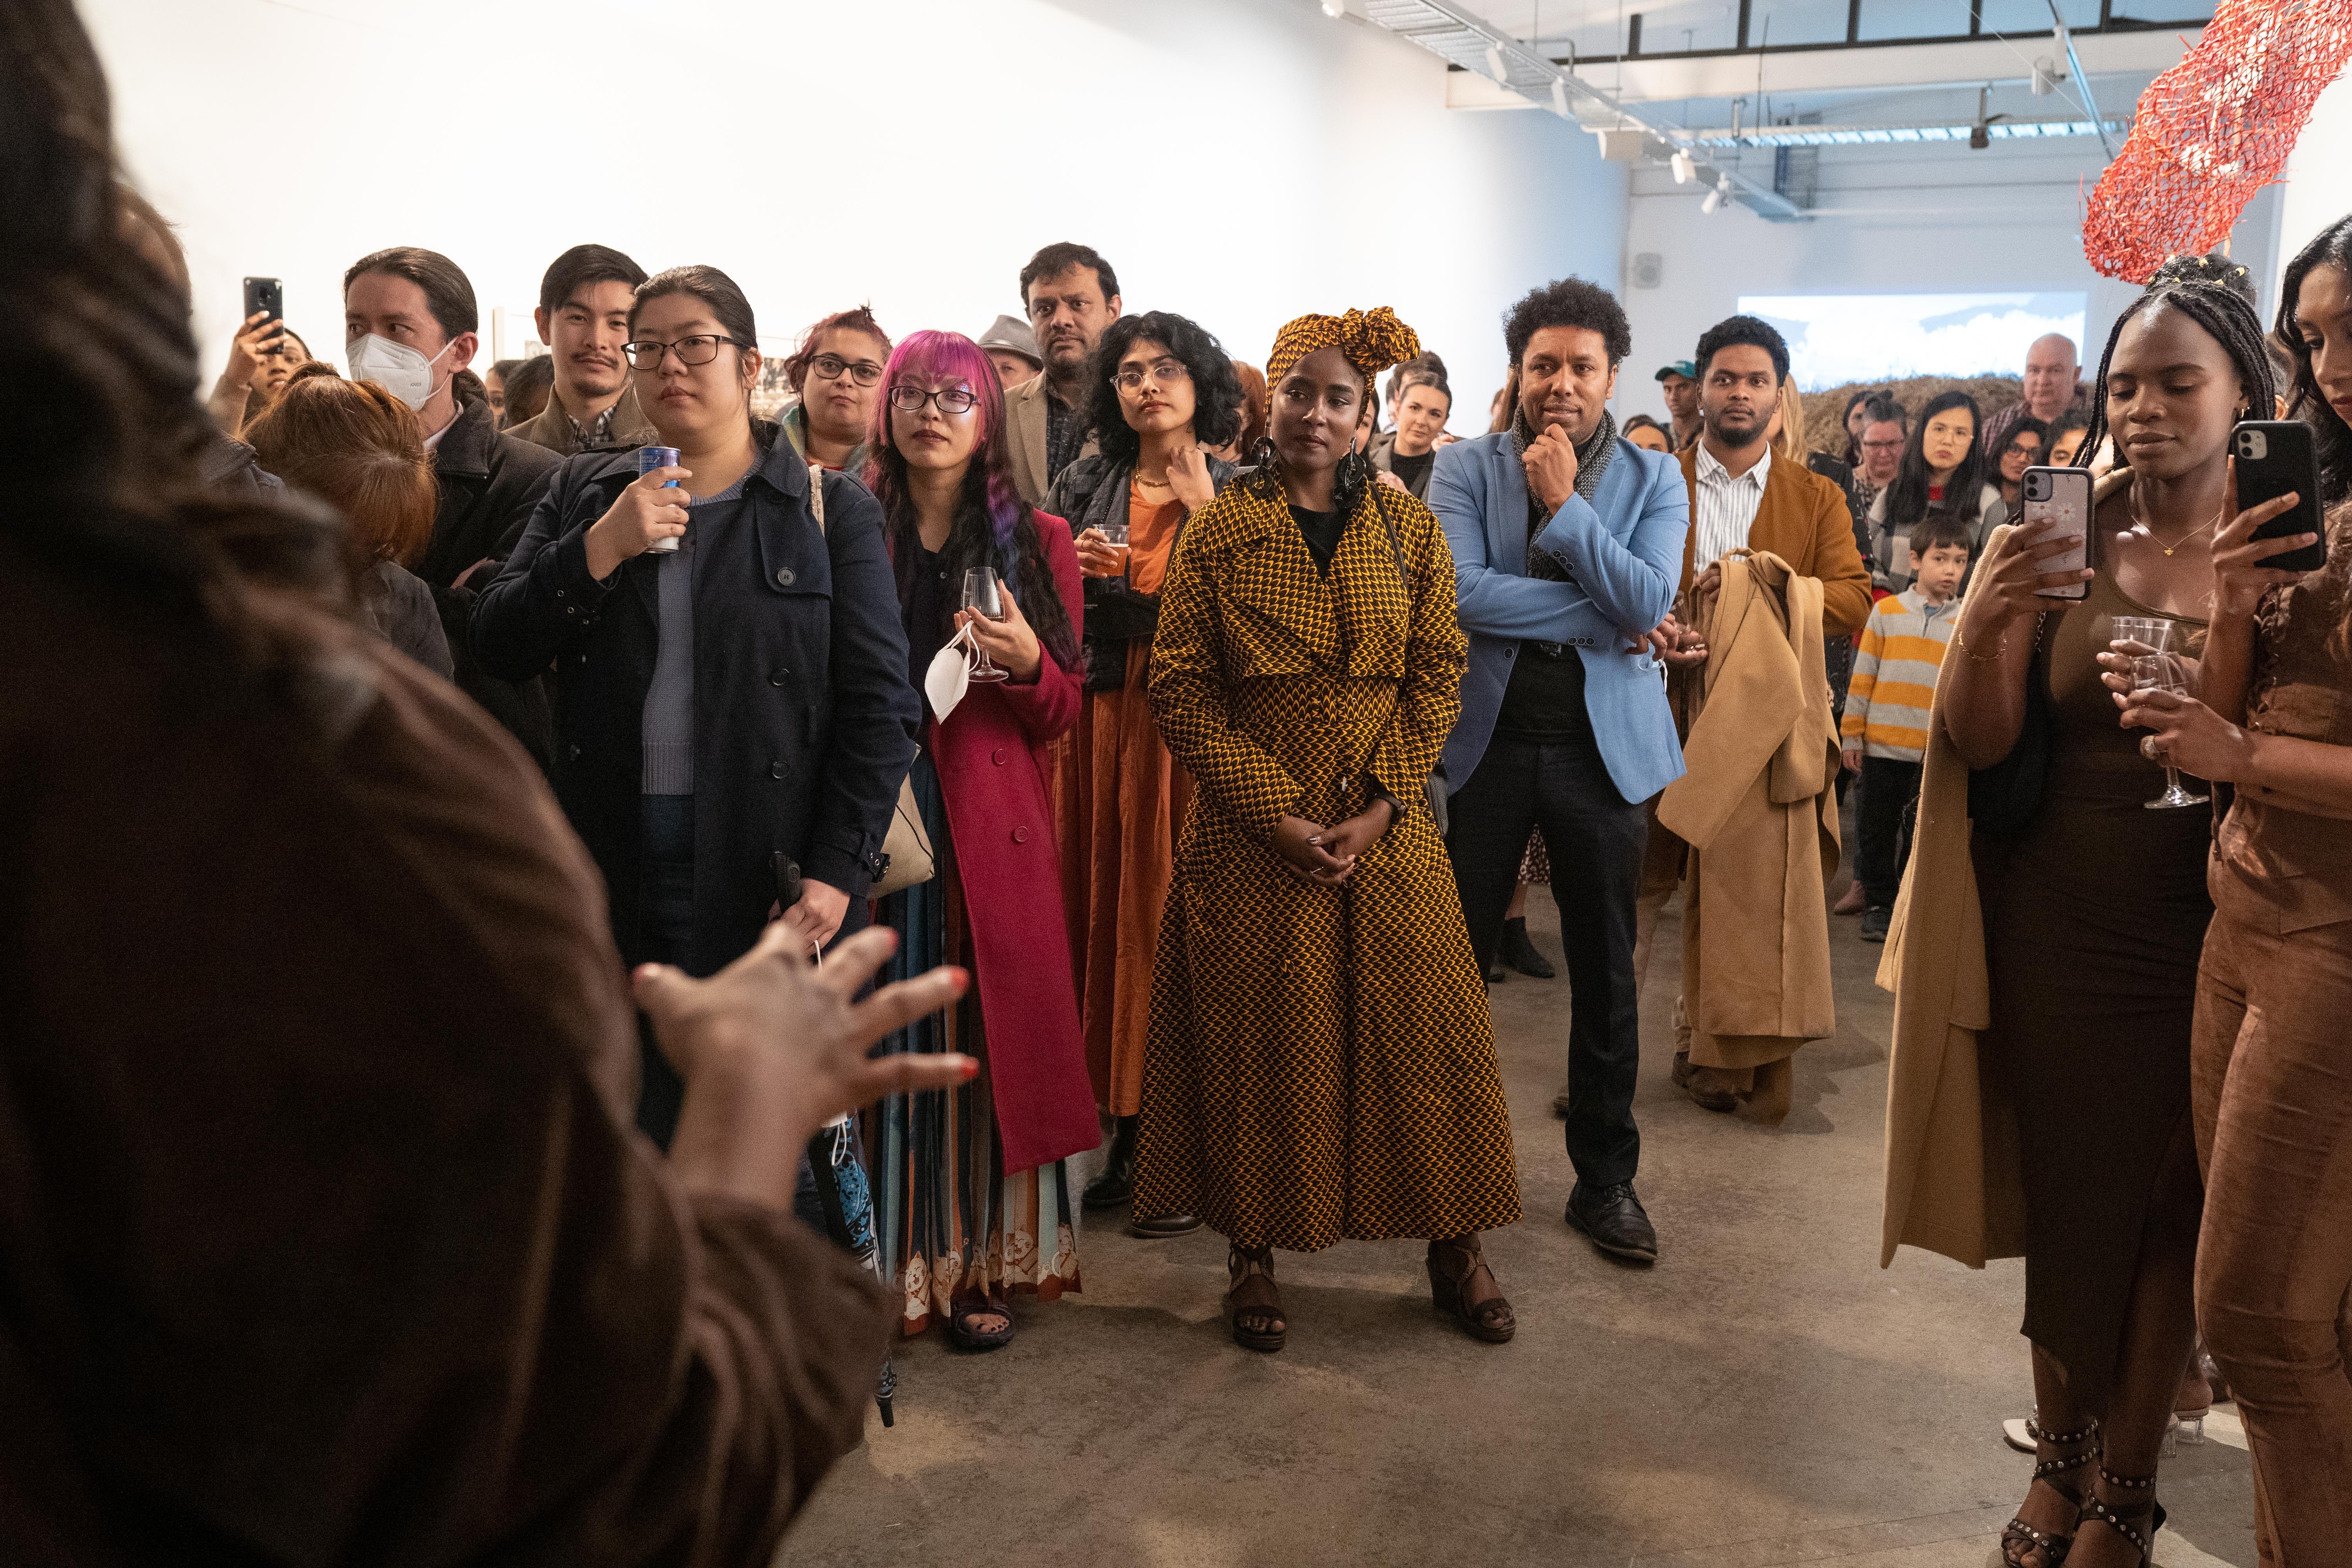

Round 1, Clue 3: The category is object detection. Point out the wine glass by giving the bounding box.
[2130,652,2209,809]
[962,567,1009,684]
[1098,518,1131,584]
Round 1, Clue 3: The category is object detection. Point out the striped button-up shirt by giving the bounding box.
[1691,440,1772,570]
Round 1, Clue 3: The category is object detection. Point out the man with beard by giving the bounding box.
[1655,358,1702,450]
[1005,241,1119,503]
[1641,315,1869,1113]
[1430,277,1694,1266]
[508,243,655,456]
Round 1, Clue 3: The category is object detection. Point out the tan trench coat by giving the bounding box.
[1657,550,1842,1119]
[1875,524,2028,1268]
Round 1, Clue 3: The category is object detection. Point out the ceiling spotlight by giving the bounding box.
[1700,182,1724,214]
[1670,149,1695,184]
[1485,44,1507,81]
[1551,77,1571,117]
[1321,0,1347,15]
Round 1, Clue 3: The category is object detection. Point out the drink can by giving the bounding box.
[638,446,683,553]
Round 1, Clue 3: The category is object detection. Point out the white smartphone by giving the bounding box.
[2022,465,2091,601]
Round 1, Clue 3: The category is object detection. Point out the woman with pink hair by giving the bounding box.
[864,331,1098,1350]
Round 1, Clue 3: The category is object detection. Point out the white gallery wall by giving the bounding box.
[84,0,1622,423]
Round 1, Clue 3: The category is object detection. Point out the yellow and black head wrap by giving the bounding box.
[1265,307,1422,389]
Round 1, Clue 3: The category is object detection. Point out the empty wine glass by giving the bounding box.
[2130,652,2209,809]
[962,567,1009,684]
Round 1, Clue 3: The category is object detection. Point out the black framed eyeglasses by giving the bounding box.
[622,334,743,370]
[1111,359,1191,394]
[810,353,882,387]
[888,383,978,416]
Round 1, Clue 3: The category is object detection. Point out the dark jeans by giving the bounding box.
[1446,730,1649,1189]
[635,793,826,1229]
[1855,755,1922,911]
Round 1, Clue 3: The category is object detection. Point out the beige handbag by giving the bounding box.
[809,463,934,898]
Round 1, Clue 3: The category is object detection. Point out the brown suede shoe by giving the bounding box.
[1672,1051,1740,1114]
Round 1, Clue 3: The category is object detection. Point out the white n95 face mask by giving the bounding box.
[347,332,455,412]
[924,624,976,723]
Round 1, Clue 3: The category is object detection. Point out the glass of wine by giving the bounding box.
[962,567,1010,684]
[2129,652,2209,809]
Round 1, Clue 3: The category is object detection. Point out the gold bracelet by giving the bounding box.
[1954,621,2007,664]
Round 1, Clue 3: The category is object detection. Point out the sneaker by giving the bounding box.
[1565,1180,1658,1263]
[1860,906,1891,943]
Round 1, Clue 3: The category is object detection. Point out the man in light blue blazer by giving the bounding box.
[1428,278,1695,1265]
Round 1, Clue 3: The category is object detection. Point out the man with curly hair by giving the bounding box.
[1429,276,1693,1265]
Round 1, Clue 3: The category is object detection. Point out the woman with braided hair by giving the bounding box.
[1135,309,1521,1354]
[1919,253,2276,1568]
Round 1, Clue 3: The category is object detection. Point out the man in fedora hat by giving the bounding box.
[976,313,1044,389]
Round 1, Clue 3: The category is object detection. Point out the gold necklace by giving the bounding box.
[2140,505,2223,558]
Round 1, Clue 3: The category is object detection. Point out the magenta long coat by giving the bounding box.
[926,516,1100,1172]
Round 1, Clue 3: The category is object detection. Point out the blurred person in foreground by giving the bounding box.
[245,361,454,677]
[0,3,974,1561]
[501,350,554,430]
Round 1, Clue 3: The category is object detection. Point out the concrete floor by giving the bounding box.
[783,827,2258,1568]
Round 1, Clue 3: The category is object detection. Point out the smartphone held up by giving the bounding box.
[2022,465,2092,601]
[2232,421,2328,575]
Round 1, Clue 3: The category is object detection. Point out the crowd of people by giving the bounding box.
[7,0,2352,1562]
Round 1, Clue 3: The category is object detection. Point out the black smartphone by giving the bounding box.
[241,276,284,332]
[2232,421,2327,574]
[2022,465,2092,600]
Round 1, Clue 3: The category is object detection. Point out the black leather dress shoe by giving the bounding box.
[1128,1213,1203,1239]
[1501,916,1555,979]
[1565,1181,1658,1264]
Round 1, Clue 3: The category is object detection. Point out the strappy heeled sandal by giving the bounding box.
[2000,1416,2100,1568]
[946,1293,1015,1353]
[1226,1244,1286,1354]
[1427,1236,1515,1344]
[2078,1464,2165,1568]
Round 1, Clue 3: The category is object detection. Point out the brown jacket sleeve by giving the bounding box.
[2,573,888,1566]
[1804,467,1874,638]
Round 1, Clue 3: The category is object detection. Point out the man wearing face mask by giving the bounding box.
[344,246,561,763]
[1429,277,1691,1266]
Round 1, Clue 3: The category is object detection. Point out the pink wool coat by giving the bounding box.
[926,515,1100,1172]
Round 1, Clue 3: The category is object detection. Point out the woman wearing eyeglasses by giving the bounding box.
[1983,416,2051,531]
[474,266,921,1146]
[863,330,1096,1350]
[1040,311,1243,1230]
[780,305,891,472]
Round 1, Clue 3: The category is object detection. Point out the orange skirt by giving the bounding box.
[1051,640,1192,1116]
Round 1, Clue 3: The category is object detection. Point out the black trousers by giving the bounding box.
[1855,755,1922,911]
[1446,730,1649,1189]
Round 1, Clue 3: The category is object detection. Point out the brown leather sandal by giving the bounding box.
[1428,1235,1515,1343]
[1226,1244,1286,1353]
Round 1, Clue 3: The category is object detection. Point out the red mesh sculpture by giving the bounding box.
[2084,0,2352,283]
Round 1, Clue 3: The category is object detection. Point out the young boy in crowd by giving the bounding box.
[1840,515,1971,942]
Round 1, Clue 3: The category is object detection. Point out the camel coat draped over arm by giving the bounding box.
[1657,550,1842,1120]
[1875,523,2027,1269]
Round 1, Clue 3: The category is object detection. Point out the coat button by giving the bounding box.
[770,668,789,686]
[776,567,796,587]
[991,746,1006,765]
[769,761,788,780]
[568,744,582,761]
[1012,826,1029,844]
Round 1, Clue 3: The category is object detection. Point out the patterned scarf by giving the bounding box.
[1265,307,1422,388]
[1511,405,1617,581]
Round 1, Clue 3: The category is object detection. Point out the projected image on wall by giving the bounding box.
[1737,293,2088,390]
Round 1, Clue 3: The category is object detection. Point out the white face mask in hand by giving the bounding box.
[347,332,456,412]
[924,624,976,722]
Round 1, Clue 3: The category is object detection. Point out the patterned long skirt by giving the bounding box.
[874,754,1081,1336]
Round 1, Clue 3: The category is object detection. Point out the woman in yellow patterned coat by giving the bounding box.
[1135,310,1522,1353]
